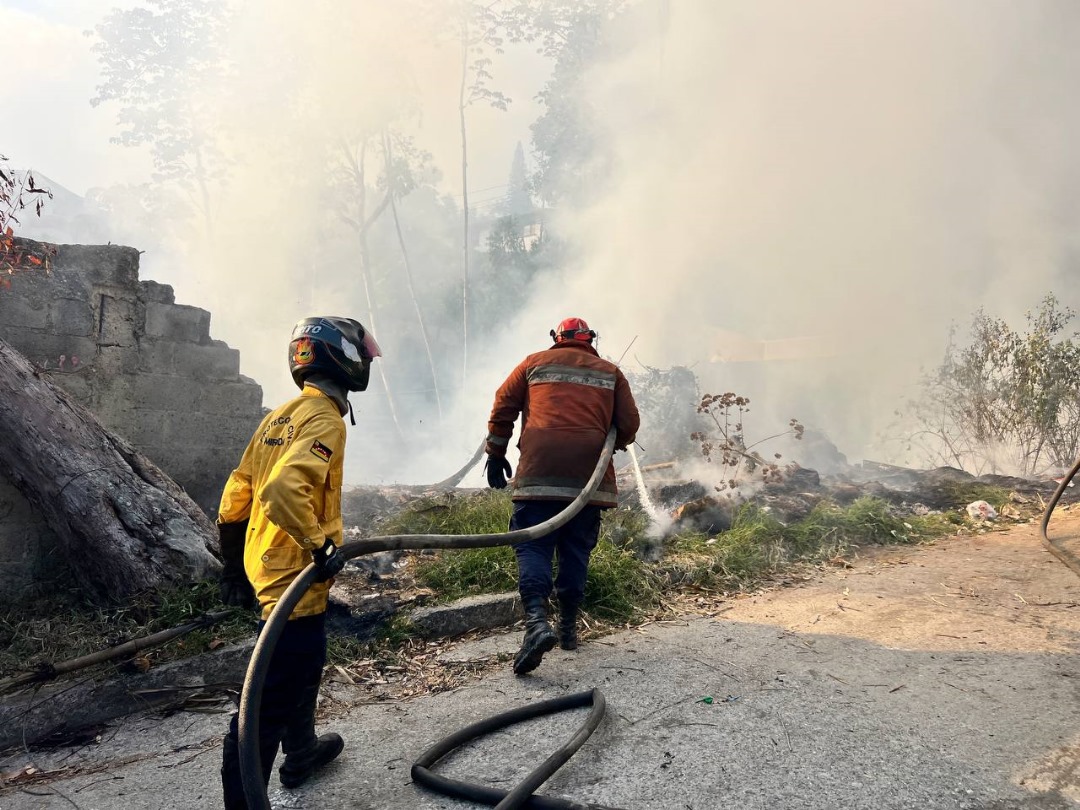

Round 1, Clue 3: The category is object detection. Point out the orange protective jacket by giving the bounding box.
[217,386,345,620]
[486,342,640,507]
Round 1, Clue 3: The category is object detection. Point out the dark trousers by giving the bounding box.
[221,613,327,809]
[510,501,602,606]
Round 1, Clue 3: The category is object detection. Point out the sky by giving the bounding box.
[4,0,1080,485]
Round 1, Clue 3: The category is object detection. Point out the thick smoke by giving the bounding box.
[10,0,1080,485]
[524,0,1080,467]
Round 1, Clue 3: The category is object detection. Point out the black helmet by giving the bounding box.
[288,317,382,392]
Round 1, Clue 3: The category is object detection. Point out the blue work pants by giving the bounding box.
[510,500,602,607]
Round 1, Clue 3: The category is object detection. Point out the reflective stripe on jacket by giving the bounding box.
[217,385,345,619]
[486,342,640,506]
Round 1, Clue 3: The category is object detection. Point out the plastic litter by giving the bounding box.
[966,500,998,521]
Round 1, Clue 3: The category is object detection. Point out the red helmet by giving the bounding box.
[550,316,596,344]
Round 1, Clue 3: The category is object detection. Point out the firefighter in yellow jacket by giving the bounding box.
[216,316,380,809]
[486,316,639,675]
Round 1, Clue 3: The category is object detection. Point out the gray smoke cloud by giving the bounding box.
[9,0,1080,485]
[520,0,1080,466]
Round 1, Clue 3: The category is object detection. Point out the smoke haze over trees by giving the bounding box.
[5,0,1080,483]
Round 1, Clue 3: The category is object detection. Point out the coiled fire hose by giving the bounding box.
[1040,455,1080,577]
[239,430,622,810]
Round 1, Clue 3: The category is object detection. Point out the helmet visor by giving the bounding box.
[360,330,382,360]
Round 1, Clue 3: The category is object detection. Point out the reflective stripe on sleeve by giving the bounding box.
[487,434,510,447]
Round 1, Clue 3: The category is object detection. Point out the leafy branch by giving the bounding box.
[0,156,55,284]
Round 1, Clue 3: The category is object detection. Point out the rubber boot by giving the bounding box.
[278,733,345,789]
[558,602,580,651]
[513,596,557,675]
[221,725,275,810]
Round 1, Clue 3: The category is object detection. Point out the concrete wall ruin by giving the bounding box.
[0,238,264,598]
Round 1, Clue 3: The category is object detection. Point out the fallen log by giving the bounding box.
[0,337,220,602]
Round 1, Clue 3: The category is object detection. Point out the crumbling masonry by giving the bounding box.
[0,239,264,599]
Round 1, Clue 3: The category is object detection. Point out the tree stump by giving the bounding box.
[0,337,220,602]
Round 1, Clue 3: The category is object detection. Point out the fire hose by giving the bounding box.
[1040,455,1080,577]
[239,429,624,810]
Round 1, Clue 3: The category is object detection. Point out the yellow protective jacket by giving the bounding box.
[217,385,345,620]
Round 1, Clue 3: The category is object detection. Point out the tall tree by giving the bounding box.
[337,134,405,444]
[89,0,230,239]
[505,0,630,205]
[498,141,533,217]
[453,0,511,387]
[383,131,445,425]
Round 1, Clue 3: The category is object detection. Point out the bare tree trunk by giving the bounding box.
[357,229,406,444]
[0,338,220,604]
[384,132,444,426]
[459,21,471,388]
[345,139,406,444]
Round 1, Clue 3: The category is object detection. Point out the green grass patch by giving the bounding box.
[583,540,660,623]
[662,497,957,591]
[414,546,519,600]
[935,480,1012,510]
[401,494,659,625]
[379,490,513,536]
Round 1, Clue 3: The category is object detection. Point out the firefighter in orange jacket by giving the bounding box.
[485,317,640,674]
[216,316,381,809]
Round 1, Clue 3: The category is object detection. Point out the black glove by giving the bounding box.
[218,521,256,609]
[312,538,345,582]
[484,455,513,489]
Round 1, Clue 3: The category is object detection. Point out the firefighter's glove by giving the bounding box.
[218,521,256,609]
[312,538,345,583]
[485,456,512,490]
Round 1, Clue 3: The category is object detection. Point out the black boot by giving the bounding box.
[278,733,345,789]
[558,602,580,651]
[513,596,557,675]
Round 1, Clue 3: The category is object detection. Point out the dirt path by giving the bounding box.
[2,516,1079,809]
[724,513,1080,655]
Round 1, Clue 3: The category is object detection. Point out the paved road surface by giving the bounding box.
[2,517,1078,809]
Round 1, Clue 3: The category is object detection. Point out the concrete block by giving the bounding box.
[145,302,211,344]
[199,380,265,416]
[136,338,176,373]
[163,411,256,449]
[116,410,170,448]
[18,334,99,371]
[0,296,48,329]
[409,592,522,639]
[209,414,263,446]
[139,280,175,305]
[96,345,140,375]
[55,243,141,289]
[128,373,201,411]
[49,297,95,337]
[46,370,95,405]
[171,343,241,380]
[92,375,137,418]
[98,294,139,347]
